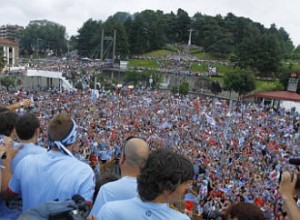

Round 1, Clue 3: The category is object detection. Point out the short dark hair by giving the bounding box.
[225,202,266,220]
[16,113,40,140]
[0,111,19,136]
[137,149,194,202]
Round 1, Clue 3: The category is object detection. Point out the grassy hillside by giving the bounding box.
[129,49,300,92]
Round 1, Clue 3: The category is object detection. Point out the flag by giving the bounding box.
[205,113,216,126]
[91,89,99,100]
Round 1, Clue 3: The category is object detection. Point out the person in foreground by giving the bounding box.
[3,112,95,212]
[90,136,150,215]
[97,148,194,220]
[279,171,300,220]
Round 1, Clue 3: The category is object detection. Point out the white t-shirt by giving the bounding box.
[90,176,137,215]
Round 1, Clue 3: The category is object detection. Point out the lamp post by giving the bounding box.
[36,38,42,59]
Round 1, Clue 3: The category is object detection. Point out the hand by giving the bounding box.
[3,137,23,160]
[0,144,5,159]
[279,171,296,200]
[86,216,97,220]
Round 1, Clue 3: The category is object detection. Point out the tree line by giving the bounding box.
[10,8,300,79]
[2,8,299,98]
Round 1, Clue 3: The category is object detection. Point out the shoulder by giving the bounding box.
[99,199,134,216]
[99,178,121,193]
[33,144,47,152]
[17,153,37,164]
[65,158,94,176]
[170,208,190,220]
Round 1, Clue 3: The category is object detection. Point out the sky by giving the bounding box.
[1,0,299,46]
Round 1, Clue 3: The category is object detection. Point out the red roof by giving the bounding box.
[244,91,300,102]
[0,38,18,47]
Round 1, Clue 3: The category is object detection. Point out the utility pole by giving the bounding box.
[112,30,117,79]
[112,30,116,64]
[100,29,104,61]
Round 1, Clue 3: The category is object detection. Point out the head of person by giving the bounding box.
[48,112,78,156]
[119,136,150,176]
[138,149,194,203]
[90,154,98,168]
[225,202,266,220]
[16,113,40,141]
[0,111,19,137]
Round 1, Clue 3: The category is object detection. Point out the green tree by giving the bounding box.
[171,85,179,94]
[19,23,67,57]
[179,81,189,95]
[254,34,282,77]
[223,69,256,100]
[1,76,15,91]
[128,10,167,54]
[16,78,22,87]
[175,9,191,43]
[256,81,284,92]
[268,24,294,57]
[210,80,222,96]
[163,12,177,44]
[234,34,281,77]
[77,19,103,57]
[103,14,130,59]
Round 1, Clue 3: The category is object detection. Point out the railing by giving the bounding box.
[26,69,75,91]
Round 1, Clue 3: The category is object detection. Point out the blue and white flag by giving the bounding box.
[91,89,99,100]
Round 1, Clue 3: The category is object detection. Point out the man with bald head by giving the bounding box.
[89,136,150,215]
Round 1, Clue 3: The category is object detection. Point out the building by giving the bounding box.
[29,19,63,27]
[245,73,300,112]
[0,38,19,68]
[0,25,23,42]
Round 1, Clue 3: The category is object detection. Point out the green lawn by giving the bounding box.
[210,76,278,91]
[129,49,298,93]
[129,59,160,69]
[144,49,173,57]
[190,62,209,72]
[281,62,300,72]
[190,62,232,74]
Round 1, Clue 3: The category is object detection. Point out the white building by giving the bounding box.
[0,38,19,68]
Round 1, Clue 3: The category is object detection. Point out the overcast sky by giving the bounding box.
[1,0,299,46]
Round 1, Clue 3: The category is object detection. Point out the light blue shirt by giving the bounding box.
[9,150,95,212]
[12,142,46,172]
[98,197,190,220]
[90,176,137,215]
[0,142,46,219]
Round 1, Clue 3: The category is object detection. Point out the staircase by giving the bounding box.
[26,69,75,91]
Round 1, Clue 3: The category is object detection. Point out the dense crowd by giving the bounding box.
[0,87,300,219]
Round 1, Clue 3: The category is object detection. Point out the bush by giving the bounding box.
[179,81,189,95]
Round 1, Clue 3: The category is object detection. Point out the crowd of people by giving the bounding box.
[0,86,300,219]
